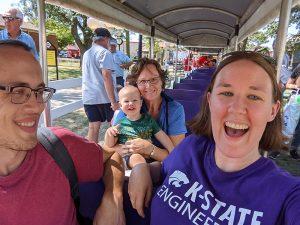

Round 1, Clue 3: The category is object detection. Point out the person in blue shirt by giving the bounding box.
[0,8,39,60]
[110,58,187,161]
[110,38,133,87]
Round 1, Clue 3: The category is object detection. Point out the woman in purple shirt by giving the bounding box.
[129,52,300,224]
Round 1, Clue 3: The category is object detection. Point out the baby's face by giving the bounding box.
[119,90,143,116]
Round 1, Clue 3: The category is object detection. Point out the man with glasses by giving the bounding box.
[0,40,125,225]
[0,7,39,60]
[82,28,119,143]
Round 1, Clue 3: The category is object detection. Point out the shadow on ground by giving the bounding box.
[53,108,110,142]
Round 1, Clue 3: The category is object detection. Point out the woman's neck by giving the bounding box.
[145,96,162,118]
[214,147,261,172]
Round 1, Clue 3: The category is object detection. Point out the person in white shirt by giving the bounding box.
[82,28,119,142]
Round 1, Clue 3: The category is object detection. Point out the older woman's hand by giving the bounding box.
[128,163,153,218]
[124,138,152,157]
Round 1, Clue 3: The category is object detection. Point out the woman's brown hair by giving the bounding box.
[189,51,283,151]
[126,57,166,88]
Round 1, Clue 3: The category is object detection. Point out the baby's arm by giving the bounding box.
[104,125,119,148]
[154,130,175,153]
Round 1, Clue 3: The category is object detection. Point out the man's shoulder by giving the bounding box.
[48,126,77,137]
[94,46,112,59]
[116,50,125,56]
[47,126,88,148]
[20,30,32,37]
[94,44,109,53]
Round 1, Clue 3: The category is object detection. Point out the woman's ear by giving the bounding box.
[207,92,211,105]
[268,100,280,122]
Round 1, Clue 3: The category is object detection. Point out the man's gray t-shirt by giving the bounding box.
[82,44,118,104]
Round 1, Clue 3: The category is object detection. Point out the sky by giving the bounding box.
[0,0,19,14]
[1,0,298,48]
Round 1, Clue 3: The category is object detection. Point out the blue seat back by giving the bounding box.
[174,82,209,91]
[164,89,204,102]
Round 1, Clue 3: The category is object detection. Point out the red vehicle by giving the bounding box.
[66,44,80,58]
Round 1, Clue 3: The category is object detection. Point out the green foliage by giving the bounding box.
[246,31,269,50]
[286,34,300,52]
[142,36,165,60]
[46,19,73,49]
[18,0,93,53]
[245,6,299,52]
[290,5,300,30]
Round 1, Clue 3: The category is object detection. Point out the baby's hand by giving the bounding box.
[106,124,120,137]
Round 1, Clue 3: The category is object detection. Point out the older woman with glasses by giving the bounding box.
[128,52,300,224]
[110,57,187,162]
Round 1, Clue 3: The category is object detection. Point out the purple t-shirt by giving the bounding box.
[151,135,300,225]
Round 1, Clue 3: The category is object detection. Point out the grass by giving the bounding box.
[48,59,81,81]
[273,153,300,176]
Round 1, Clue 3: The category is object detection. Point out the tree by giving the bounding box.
[125,30,130,57]
[143,36,165,62]
[244,6,300,52]
[246,31,269,50]
[19,0,93,56]
[46,19,73,49]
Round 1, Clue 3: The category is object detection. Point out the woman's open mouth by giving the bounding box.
[224,121,249,138]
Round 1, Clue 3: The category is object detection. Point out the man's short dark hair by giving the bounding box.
[94,28,111,38]
[0,40,31,52]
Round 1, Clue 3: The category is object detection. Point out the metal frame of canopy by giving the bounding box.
[37,0,300,125]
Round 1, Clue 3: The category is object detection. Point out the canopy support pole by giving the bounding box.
[37,0,51,126]
[150,20,155,59]
[138,34,142,59]
[234,23,239,51]
[275,0,292,82]
[174,37,179,77]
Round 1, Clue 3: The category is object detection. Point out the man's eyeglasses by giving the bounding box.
[0,85,56,104]
[2,17,20,22]
[136,77,161,87]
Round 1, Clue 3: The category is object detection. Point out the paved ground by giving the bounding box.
[51,87,82,109]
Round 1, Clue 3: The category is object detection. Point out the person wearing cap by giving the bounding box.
[0,8,39,60]
[109,38,133,86]
[82,27,119,143]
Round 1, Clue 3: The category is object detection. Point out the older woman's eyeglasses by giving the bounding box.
[136,76,161,87]
[0,85,56,104]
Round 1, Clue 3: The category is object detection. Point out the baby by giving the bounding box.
[104,85,174,169]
